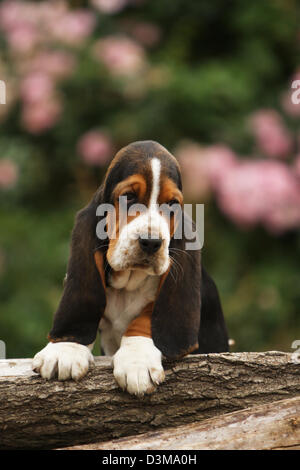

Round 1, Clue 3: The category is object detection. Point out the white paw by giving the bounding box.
[32,342,94,381]
[113,336,165,396]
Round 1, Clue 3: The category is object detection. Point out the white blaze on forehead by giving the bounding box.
[108,155,170,275]
[149,158,161,207]
[148,157,163,240]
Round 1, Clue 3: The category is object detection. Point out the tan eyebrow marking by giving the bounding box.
[112,174,147,202]
[158,177,183,205]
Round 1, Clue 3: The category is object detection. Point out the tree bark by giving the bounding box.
[62,396,300,450]
[0,352,299,450]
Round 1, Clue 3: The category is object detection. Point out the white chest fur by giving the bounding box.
[99,270,160,355]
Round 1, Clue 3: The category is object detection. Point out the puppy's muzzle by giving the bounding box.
[139,236,162,255]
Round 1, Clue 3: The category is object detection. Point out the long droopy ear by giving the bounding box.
[48,187,107,346]
[151,212,201,359]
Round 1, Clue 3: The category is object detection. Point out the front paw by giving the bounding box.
[113,336,165,396]
[32,342,94,381]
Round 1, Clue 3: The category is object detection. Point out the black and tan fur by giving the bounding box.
[33,141,228,394]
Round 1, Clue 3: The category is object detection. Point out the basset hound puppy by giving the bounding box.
[32,140,228,395]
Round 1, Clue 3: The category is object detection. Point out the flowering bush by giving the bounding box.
[176,104,300,234]
[0,0,299,235]
[93,36,146,76]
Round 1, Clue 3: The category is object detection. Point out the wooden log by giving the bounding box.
[62,396,300,450]
[0,352,299,450]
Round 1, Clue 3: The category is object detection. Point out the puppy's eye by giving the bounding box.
[120,192,137,207]
[123,192,136,201]
[126,192,136,199]
[168,199,179,206]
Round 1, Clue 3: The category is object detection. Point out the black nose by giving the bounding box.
[139,237,162,255]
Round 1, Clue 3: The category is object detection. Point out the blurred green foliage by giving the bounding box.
[0,0,299,357]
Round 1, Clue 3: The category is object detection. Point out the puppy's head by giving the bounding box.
[99,140,183,276]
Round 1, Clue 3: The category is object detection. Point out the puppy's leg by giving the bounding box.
[113,336,164,396]
[32,342,94,381]
[112,302,165,395]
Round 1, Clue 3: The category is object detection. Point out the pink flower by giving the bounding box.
[201,145,237,189]
[37,0,68,27]
[0,1,24,31]
[91,0,128,14]
[21,97,62,133]
[258,162,300,233]
[216,161,265,227]
[264,200,300,234]
[0,159,18,189]
[175,142,237,200]
[130,22,161,47]
[175,142,212,200]
[5,22,40,53]
[29,51,76,79]
[216,159,300,232]
[50,10,96,45]
[0,1,41,53]
[250,109,292,158]
[77,130,113,166]
[93,36,146,76]
[20,72,54,104]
